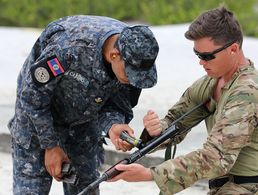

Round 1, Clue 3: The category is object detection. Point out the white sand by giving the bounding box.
[0,152,209,195]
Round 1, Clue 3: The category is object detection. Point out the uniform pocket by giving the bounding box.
[8,116,32,149]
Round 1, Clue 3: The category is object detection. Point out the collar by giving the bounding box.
[223,59,254,90]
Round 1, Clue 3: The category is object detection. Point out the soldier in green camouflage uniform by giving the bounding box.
[110,6,258,195]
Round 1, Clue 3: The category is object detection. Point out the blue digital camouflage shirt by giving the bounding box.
[8,15,141,153]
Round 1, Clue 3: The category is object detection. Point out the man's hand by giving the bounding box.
[108,163,153,182]
[109,124,134,152]
[44,146,69,181]
[143,110,162,137]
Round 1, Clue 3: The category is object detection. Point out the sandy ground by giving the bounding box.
[0,151,209,195]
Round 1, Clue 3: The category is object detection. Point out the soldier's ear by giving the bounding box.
[230,42,239,53]
[111,54,117,60]
[110,49,120,61]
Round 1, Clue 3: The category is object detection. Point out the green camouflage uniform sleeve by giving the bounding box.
[151,66,258,194]
[157,76,213,148]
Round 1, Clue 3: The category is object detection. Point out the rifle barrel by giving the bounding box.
[77,101,209,195]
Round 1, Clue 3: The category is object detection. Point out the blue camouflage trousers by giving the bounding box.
[12,125,103,195]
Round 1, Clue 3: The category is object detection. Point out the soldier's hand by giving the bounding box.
[143,110,162,137]
[109,124,134,152]
[108,163,153,182]
[44,146,69,181]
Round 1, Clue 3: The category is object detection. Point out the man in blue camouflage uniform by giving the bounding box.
[8,15,159,195]
[110,6,258,195]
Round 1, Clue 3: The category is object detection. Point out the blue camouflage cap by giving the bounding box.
[117,25,159,88]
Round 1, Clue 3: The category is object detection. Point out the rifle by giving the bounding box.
[77,101,209,195]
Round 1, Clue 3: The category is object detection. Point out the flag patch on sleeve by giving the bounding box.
[47,57,64,76]
[30,55,66,86]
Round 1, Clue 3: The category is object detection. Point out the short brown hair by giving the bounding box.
[185,6,243,48]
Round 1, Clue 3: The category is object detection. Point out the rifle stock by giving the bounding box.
[77,101,209,195]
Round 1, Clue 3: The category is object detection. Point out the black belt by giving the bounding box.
[209,175,258,189]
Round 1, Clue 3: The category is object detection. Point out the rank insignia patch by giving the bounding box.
[95,97,103,104]
[47,57,64,76]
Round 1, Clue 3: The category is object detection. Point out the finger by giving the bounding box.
[119,141,133,151]
[146,110,158,119]
[145,119,160,128]
[149,128,162,136]
[120,145,129,152]
[146,123,162,135]
[118,140,130,151]
[126,130,135,138]
[107,165,130,182]
[55,170,62,179]
[115,164,131,171]
[53,162,62,179]
[63,156,70,163]
[121,145,132,152]
[48,165,55,177]
[125,144,133,151]
[147,123,161,131]
[115,139,121,150]
[147,110,155,115]
[54,175,62,181]
[143,114,153,122]
[144,117,159,127]
[107,174,122,182]
[108,172,127,182]
[123,127,134,137]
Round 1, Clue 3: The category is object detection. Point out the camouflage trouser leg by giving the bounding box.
[12,137,52,195]
[62,124,101,195]
[208,182,258,195]
[12,134,101,195]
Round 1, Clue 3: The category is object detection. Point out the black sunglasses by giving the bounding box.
[193,40,235,61]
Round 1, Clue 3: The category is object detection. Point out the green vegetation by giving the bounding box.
[0,0,257,37]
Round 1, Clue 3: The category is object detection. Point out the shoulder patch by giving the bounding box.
[30,55,65,86]
[34,67,50,84]
[47,57,64,76]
